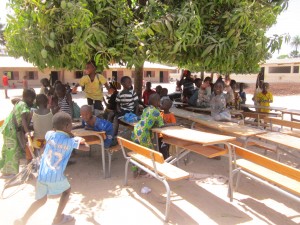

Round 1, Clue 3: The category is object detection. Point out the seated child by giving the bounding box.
[142,81,156,106]
[210,81,231,121]
[79,105,114,148]
[159,98,177,159]
[113,76,139,136]
[131,93,164,149]
[256,82,273,113]
[14,112,89,225]
[54,83,73,117]
[160,88,170,104]
[196,76,212,108]
[103,82,118,122]
[188,78,202,106]
[28,94,54,162]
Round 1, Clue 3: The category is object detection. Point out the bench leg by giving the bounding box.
[124,159,130,185]
[162,179,171,222]
[235,169,241,192]
[107,150,112,178]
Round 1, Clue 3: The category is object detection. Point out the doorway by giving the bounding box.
[159,71,164,83]
[112,71,118,82]
[50,71,59,86]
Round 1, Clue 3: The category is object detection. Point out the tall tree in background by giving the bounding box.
[0,23,5,46]
[5,0,288,97]
[290,35,300,57]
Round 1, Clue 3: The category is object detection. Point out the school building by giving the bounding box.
[0,56,178,87]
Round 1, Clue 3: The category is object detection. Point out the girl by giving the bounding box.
[210,81,231,121]
[0,89,36,177]
[131,93,164,149]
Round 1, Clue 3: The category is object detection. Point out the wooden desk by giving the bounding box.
[241,104,286,112]
[170,107,266,145]
[185,107,244,120]
[72,129,107,178]
[255,132,300,160]
[152,126,236,201]
[281,109,300,122]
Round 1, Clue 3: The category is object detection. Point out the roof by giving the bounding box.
[262,58,300,65]
[0,56,177,70]
[0,56,34,68]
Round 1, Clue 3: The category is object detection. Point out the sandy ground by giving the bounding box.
[0,86,300,225]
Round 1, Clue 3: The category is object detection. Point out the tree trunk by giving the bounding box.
[200,71,204,80]
[134,63,144,99]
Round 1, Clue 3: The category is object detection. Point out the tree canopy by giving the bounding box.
[5,0,288,74]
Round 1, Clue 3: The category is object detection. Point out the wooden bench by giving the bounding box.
[242,111,280,127]
[117,136,189,221]
[229,144,300,203]
[265,117,300,138]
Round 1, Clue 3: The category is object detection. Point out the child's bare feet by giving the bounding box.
[14,219,25,225]
[52,214,74,225]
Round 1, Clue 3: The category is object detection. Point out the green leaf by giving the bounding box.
[201,44,215,58]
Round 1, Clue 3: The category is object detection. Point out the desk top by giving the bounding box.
[152,126,236,145]
[72,129,105,137]
[256,132,300,150]
[241,104,286,112]
[280,109,300,116]
[185,107,243,115]
[171,107,266,137]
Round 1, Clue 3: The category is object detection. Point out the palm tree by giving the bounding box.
[290,35,300,57]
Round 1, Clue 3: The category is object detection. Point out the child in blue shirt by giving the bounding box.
[79,105,114,148]
[14,112,89,225]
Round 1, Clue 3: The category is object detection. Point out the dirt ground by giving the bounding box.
[244,82,300,96]
[0,87,300,225]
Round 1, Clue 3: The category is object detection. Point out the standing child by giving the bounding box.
[14,112,89,225]
[29,94,54,163]
[21,75,29,90]
[142,81,156,106]
[159,98,177,159]
[131,93,164,149]
[78,105,114,148]
[0,89,36,177]
[113,76,139,137]
[256,82,273,113]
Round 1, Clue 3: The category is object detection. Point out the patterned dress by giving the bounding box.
[131,106,164,149]
[0,101,30,175]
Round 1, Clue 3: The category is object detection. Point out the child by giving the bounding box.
[39,78,52,95]
[160,88,170,104]
[256,82,273,113]
[210,81,231,121]
[196,76,212,108]
[78,105,114,148]
[252,79,263,111]
[142,81,156,105]
[14,112,89,225]
[103,82,118,122]
[21,75,28,90]
[29,94,54,162]
[113,76,139,136]
[179,70,194,103]
[159,98,177,159]
[0,89,36,177]
[54,83,73,117]
[131,93,164,149]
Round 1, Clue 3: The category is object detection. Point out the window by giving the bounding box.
[145,71,153,77]
[4,71,19,80]
[269,66,291,73]
[75,71,83,79]
[26,71,38,80]
[293,66,299,73]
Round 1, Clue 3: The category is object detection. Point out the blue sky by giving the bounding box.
[1,0,299,58]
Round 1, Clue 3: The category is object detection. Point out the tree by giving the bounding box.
[5,0,288,97]
[0,23,5,46]
[277,54,289,59]
[290,35,300,58]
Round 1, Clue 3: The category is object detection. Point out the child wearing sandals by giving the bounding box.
[14,112,89,225]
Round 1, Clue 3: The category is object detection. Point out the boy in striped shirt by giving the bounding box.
[14,112,88,225]
[113,76,139,136]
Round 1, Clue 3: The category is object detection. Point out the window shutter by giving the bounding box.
[34,71,38,80]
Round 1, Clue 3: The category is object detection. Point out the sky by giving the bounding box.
[0,0,300,59]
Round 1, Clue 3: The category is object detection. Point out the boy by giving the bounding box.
[14,112,89,225]
[142,81,156,106]
[196,76,212,108]
[113,76,139,136]
[103,82,119,122]
[78,105,114,148]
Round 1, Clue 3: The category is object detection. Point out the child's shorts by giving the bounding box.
[35,179,70,200]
